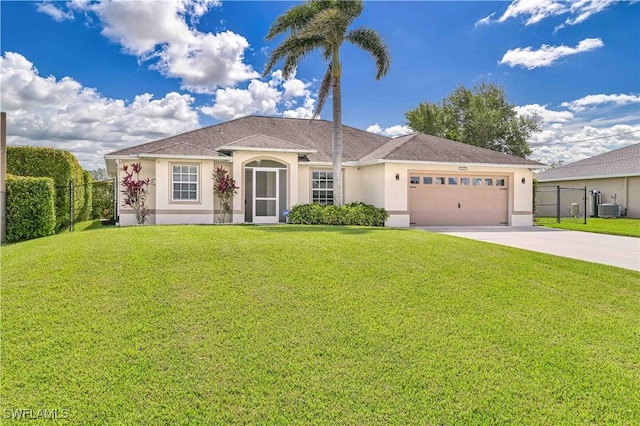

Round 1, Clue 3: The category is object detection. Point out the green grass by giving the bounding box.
[2,225,639,424]
[535,217,640,237]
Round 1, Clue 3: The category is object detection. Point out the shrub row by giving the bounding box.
[5,175,56,243]
[288,202,389,226]
[7,146,89,231]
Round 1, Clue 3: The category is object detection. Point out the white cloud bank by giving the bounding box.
[42,0,258,93]
[561,93,640,112]
[499,38,603,69]
[475,0,618,29]
[515,97,640,165]
[201,70,317,121]
[36,2,75,22]
[1,52,200,170]
[366,123,413,138]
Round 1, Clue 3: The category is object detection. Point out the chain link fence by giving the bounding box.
[535,185,588,224]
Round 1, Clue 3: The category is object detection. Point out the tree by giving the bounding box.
[264,0,391,205]
[405,82,540,158]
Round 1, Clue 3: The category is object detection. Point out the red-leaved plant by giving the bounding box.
[213,166,238,223]
[121,162,154,224]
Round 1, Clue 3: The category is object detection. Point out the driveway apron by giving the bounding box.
[419,226,640,272]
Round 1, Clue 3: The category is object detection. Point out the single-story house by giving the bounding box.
[105,116,543,227]
[536,143,640,218]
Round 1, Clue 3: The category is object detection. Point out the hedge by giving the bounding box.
[288,202,389,226]
[5,175,56,243]
[7,146,85,231]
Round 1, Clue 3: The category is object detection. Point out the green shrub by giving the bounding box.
[92,180,115,220]
[7,146,84,231]
[5,175,56,243]
[289,202,389,226]
[76,170,93,222]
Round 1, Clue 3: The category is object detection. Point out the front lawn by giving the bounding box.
[1,225,639,424]
[535,216,640,237]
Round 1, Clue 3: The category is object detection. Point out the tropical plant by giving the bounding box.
[213,166,238,223]
[264,0,391,205]
[120,163,153,225]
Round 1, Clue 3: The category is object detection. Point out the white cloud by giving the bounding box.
[515,104,574,123]
[1,52,200,170]
[474,12,495,27]
[484,0,617,28]
[36,2,75,22]
[56,0,257,93]
[530,124,640,165]
[499,38,603,69]
[520,95,640,165]
[366,123,413,138]
[201,70,317,121]
[560,94,640,112]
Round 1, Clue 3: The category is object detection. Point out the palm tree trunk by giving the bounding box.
[331,49,343,206]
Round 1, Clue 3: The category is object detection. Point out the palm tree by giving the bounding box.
[264,0,390,206]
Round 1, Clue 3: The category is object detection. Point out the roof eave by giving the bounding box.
[537,172,640,182]
[217,146,317,155]
[355,159,543,168]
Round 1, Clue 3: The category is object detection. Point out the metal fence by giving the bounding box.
[535,185,588,224]
[56,179,116,232]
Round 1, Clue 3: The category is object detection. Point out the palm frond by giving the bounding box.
[312,66,332,119]
[263,35,326,78]
[335,0,364,25]
[300,8,348,46]
[346,27,391,79]
[265,3,317,40]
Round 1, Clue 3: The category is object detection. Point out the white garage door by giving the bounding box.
[409,174,509,226]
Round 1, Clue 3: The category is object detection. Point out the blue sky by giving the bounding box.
[1,0,639,170]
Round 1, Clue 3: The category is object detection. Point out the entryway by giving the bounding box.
[244,160,288,224]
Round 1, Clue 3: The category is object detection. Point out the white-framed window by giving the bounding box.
[172,164,198,201]
[312,170,334,205]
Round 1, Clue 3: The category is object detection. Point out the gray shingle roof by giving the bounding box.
[107,116,543,166]
[536,143,640,181]
[217,134,315,153]
[360,133,544,166]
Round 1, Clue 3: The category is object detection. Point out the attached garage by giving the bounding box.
[409,173,509,226]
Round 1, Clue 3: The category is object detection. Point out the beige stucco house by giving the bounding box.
[536,143,640,218]
[105,116,543,227]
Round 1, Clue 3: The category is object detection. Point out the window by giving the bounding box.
[461,177,470,186]
[473,178,482,186]
[484,178,494,186]
[423,176,433,184]
[448,177,458,185]
[312,171,333,205]
[410,176,420,184]
[435,177,445,185]
[172,164,198,201]
[496,178,505,187]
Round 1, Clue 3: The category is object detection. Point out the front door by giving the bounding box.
[253,168,279,224]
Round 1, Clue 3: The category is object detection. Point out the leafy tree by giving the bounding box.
[405,82,540,158]
[264,0,391,205]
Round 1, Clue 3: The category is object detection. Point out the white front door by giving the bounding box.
[253,168,279,224]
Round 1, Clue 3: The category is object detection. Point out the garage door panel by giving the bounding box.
[410,174,508,226]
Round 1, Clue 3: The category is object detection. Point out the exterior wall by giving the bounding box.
[370,162,536,227]
[117,159,157,226]
[538,176,639,218]
[230,151,299,223]
[154,159,218,225]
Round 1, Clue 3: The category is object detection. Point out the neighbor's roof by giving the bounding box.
[360,133,544,166]
[536,143,640,181]
[107,115,544,166]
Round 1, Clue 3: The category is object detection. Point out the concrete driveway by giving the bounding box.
[419,226,640,272]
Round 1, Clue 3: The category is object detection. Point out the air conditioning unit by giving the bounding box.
[598,203,621,218]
